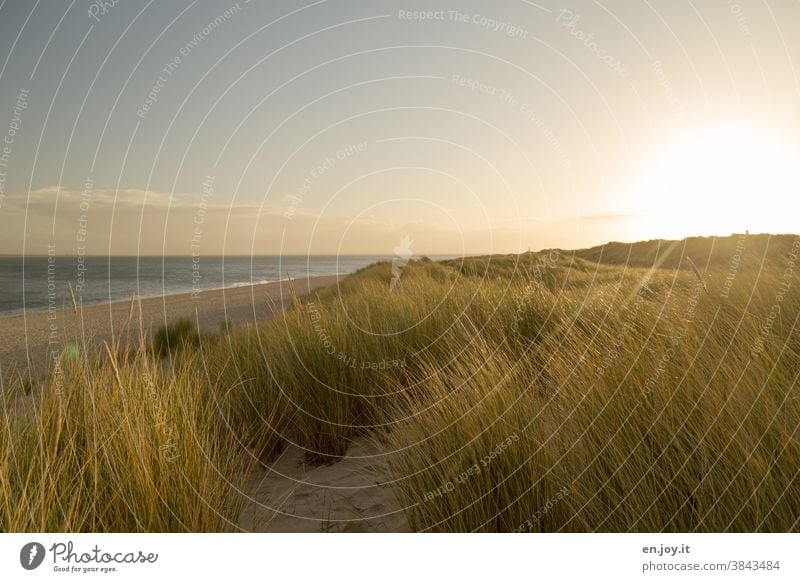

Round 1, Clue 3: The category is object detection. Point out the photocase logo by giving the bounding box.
[20,542,46,570]
[390,235,413,291]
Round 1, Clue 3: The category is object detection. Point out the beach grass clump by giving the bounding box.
[0,343,247,532]
[152,317,200,356]
[207,260,474,462]
[209,329,293,464]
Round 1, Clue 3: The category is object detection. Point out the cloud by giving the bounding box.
[0,186,527,255]
[6,187,628,255]
[0,186,283,254]
[2,186,269,214]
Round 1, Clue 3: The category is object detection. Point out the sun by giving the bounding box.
[627,124,800,239]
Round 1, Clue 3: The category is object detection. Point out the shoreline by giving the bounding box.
[0,274,349,319]
[0,274,340,376]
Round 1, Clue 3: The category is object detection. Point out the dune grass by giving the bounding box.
[2,233,798,532]
[0,342,248,532]
[382,260,800,531]
[151,316,201,356]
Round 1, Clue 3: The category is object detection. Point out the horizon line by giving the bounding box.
[1,232,793,259]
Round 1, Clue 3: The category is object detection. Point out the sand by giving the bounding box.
[0,275,340,376]
[239,437,410,532]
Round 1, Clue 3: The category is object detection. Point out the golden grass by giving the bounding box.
[1,343,248,532]
[2,234,798,531]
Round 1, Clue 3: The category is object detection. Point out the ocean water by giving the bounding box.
[0,255,420,316]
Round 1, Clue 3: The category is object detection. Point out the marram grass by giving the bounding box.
[1,344,248,532]
[2,234,798,531]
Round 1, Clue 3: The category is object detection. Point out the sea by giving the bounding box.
[0,255,452,316]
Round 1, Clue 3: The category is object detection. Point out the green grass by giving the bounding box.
[152,317,200,356]
[2,233,798,531]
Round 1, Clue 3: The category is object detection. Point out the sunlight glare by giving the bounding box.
[629,125,800,239]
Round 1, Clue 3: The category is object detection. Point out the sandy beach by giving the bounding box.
[0,275,339,376]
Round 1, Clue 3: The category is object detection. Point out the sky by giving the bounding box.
[0,0,798,255]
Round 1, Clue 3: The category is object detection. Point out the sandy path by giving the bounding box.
[0,275,339,376]
[239,437,409,533]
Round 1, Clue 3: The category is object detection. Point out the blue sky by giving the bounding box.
[1,0,798,254]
